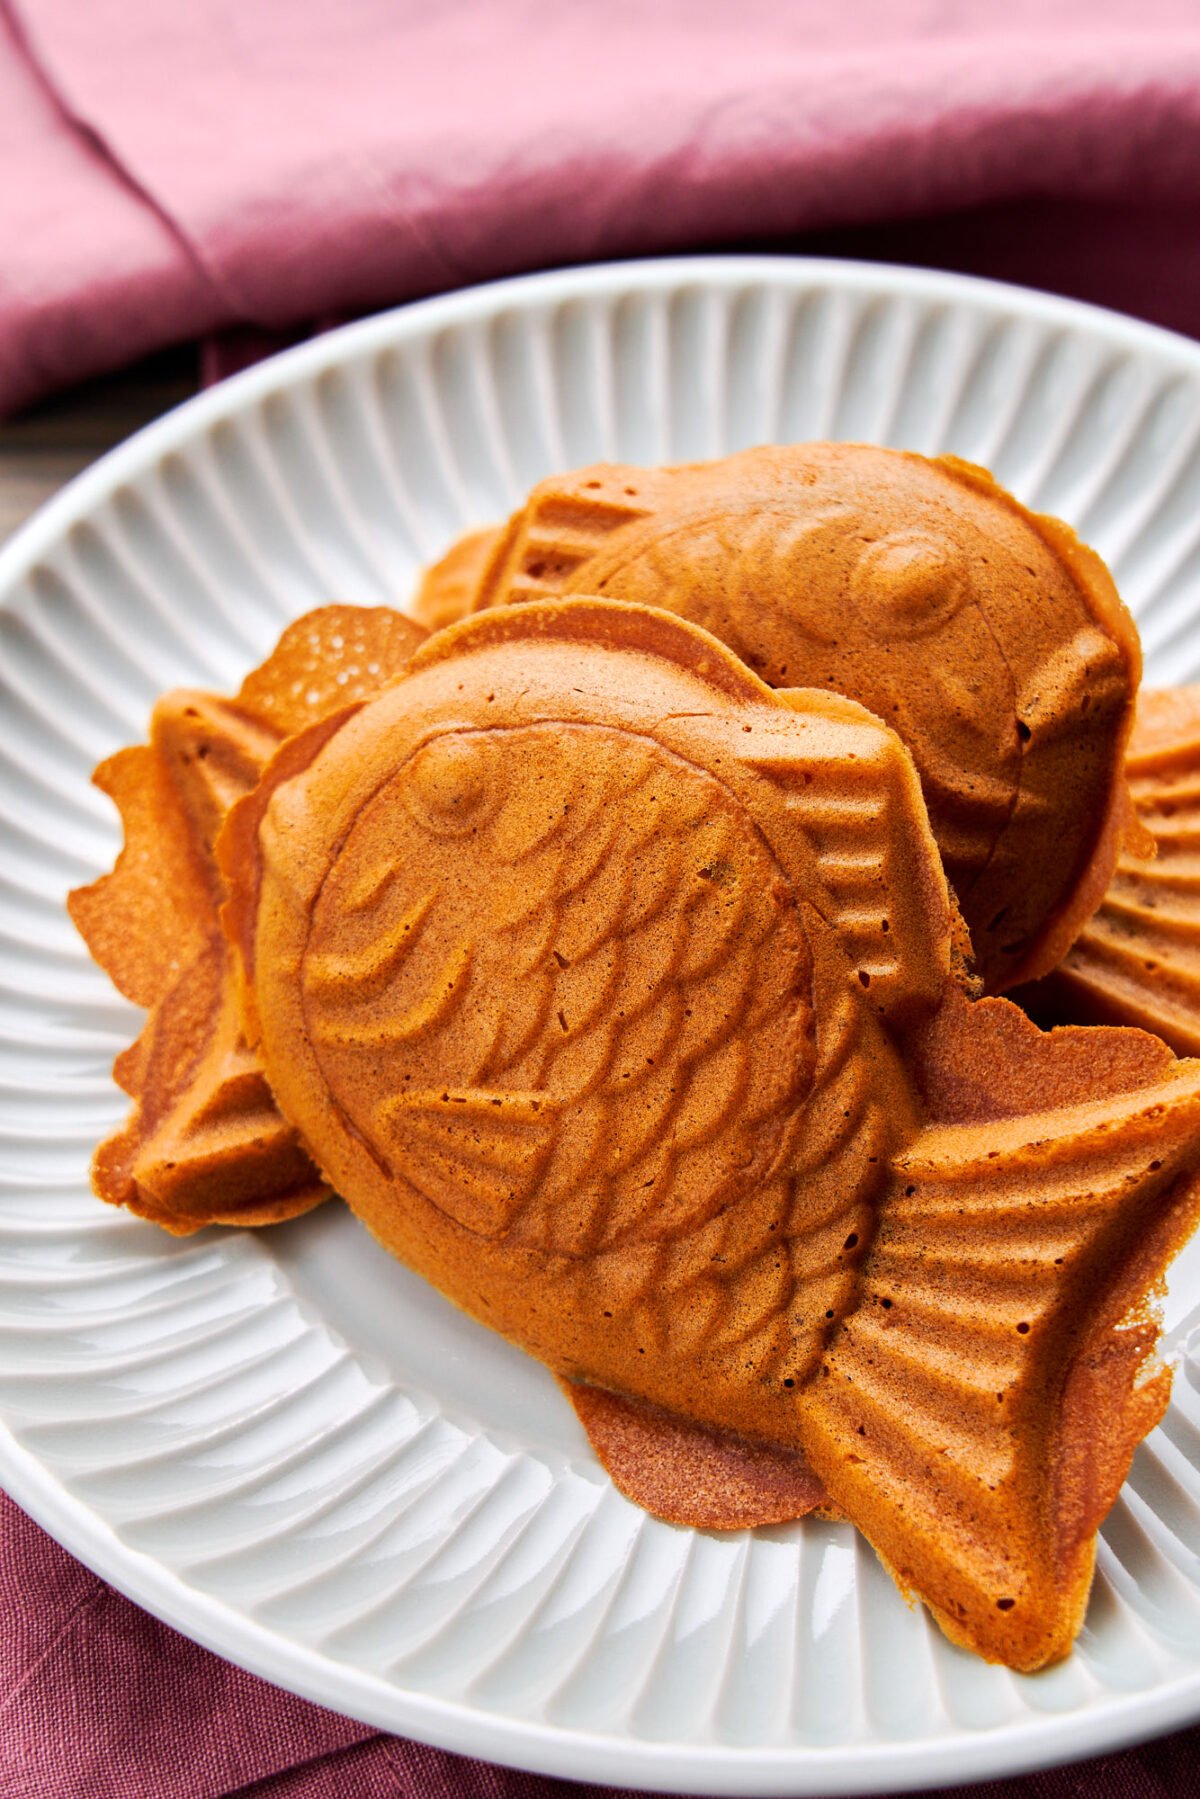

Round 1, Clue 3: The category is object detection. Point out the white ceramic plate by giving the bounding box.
[4,257,1200,1796]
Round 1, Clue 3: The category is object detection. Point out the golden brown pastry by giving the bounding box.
[562,1380,832,1528]
[68,606,427,1231]
[415,445,1140,992]
[414,525,505,631]
[220,597,1200,1670]
[1024,685,1200,1052]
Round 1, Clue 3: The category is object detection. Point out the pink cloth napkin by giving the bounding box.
[4,0,1200,416]
[5,1481,1200,1795]
[7,3,1200,1794]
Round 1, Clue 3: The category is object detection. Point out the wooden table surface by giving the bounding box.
[0,350,197,548]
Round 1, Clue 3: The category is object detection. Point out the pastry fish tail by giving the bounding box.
[796,992,1200,1670]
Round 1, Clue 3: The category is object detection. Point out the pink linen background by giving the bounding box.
[6,2,1200,1795]
[5,1479,1200,1797]
[4,0,1200,415]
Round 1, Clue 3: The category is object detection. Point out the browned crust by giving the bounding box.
[413,445,1141,994]
[1024,685,1200,1055]
[413,524,507,630]
[224,596,1200,1670]
[936,455,1141,991]
[68,606,427,1232]
[799,986,1200,1669]
[563,1380,828,1527]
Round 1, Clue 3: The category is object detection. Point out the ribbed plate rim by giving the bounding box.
[4,254,1200,1796]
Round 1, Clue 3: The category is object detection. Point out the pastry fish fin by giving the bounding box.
[151,691,280,855]
[799,993,1200,1670]
[73,604,428,1232]
[68,740,218,1010]
[764,690,955,1025]
[378,1087,557,1238]
[475,466,658,608]
[69,683,282,1012]
[233,603,429,733]
[1032,686,1200,1055]
[95,941,328,1234]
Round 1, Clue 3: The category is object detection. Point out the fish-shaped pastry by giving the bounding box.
[219,597,1200,1671]
[1025,685,1200,1053]
[68,605,427,1231]
[414,444,1140,993]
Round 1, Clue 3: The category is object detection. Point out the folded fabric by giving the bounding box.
[4,0,1200,417]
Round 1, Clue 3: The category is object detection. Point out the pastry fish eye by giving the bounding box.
[848,530,968,640]
[403,732,499,834]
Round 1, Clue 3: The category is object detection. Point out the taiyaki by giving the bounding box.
[219,597,1200,1671]
[1025,685,1200,1054]
[415,444,1140,992]
[68,605,427,1231]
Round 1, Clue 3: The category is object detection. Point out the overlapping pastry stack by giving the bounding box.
[416,445,1140,991]
[70,443,1200,1674]
[69,605,426,1230]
